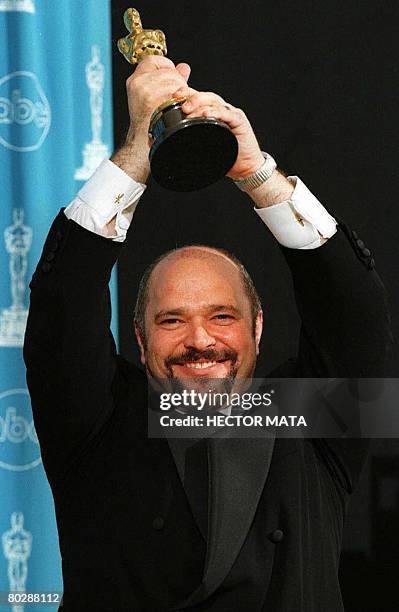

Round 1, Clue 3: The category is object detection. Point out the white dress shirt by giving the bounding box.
[64,159,337,249]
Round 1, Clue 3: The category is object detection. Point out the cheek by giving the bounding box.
[146,330,181,360]
[218,327,255,354]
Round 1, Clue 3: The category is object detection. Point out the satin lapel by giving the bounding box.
[173,433,276,609]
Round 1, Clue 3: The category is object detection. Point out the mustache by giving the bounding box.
[165,348,238,369]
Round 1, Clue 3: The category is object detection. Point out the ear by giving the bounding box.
[134,321,146,365]
[255,310,263,356]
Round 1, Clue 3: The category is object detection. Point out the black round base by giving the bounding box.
[149,117,239,192]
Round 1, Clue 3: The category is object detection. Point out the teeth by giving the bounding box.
[184,361,217,369]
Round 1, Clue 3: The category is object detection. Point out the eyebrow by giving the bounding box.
[154,304,242,321]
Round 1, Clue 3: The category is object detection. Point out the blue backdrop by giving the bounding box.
[0,1,115,608]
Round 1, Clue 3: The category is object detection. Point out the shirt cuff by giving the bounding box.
[64,159,146,242]
[254,176,337,249]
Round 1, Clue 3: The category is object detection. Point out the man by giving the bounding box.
[24,56,391,611]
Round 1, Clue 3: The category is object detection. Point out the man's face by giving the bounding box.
[135,248,263,385]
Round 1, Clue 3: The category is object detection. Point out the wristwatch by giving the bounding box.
[233,151,277,192]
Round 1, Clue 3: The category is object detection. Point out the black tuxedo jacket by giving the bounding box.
[24,210,392,611]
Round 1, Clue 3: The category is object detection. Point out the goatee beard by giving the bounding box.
[165,348,239,405]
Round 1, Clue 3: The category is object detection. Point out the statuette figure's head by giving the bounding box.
[117,8,167,65]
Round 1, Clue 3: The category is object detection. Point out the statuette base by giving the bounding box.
[149,102,238,191]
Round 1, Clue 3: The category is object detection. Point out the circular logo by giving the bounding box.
[0,388,42,471]
[0,71,51,152]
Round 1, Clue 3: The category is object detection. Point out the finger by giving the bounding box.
[134,55,176,75]
[185,104,245,130]
[182,92,226,113]
[128,69,188,96]
[172,85,198,98]
[175,62,191,82]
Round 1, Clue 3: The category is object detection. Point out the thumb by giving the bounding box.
[175,62,191,82]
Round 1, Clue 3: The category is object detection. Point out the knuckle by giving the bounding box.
[169,77,186,90]
[205,91,223,102]
[144,55,174,68]
[159,56,176,69]
[158,72,181,85]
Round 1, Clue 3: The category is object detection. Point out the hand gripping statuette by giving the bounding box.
[117,8,238,191]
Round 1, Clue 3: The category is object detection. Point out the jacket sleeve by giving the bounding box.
[23,210,124,484]
[279,221,393,494]
[280,221,393,378]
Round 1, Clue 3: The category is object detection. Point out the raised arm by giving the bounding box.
[177,89,392,498]
[250,165,392,376]
[24,56,192,484]
[278,224,392,377]
[178,89,392,376]
[23,211,130,484]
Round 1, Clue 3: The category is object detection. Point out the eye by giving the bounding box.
[212,314,235,324]
[159,318,182,327]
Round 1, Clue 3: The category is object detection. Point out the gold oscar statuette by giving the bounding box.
[117,8,238,191]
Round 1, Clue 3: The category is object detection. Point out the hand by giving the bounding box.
[125,55,192,145]
[181,92,265,179]
[112,56,193,183]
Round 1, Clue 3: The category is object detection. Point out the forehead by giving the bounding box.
[147,248,249,311]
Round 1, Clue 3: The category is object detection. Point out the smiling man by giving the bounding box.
[24,56,392,612]
[134,245,262,384]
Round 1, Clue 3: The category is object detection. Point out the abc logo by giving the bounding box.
[0,71,51,152]
[0,388,41,471]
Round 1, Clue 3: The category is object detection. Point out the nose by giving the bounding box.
[183,322,216,351]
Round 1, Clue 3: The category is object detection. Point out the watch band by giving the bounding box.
[233,152,277,192]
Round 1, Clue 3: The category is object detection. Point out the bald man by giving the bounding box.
[24,57,391,611]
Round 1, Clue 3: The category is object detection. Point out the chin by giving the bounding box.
[170,371,237,399]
